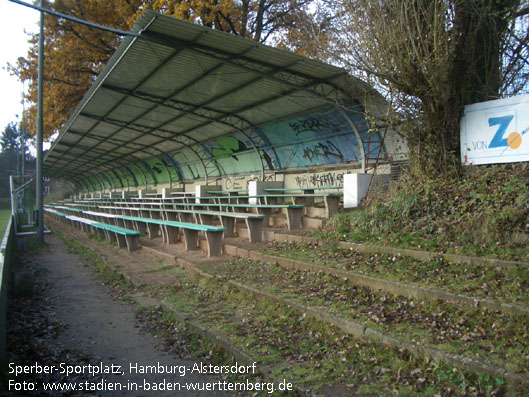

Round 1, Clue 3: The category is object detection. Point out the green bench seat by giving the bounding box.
[44,208,141,252]
[99,206,266,243]
[83,210,225,256]
[261,191,341,217]
[110,202,305,230]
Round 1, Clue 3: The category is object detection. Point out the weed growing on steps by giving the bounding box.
[319,164,529,260]
[199,256,529,375]
[158,266,512,395]
[49,222,518,394]
[260,241,529,305]
[56,229,123,284]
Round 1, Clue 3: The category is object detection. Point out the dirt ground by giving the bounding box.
[5,232,228,396]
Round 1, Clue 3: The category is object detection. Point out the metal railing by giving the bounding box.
[0,216,14,369]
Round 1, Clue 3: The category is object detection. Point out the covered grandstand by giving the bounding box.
[43,10,406,192]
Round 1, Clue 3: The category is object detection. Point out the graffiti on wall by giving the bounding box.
[289,117,341,136]
[224,173,274,190]
[104,103,380,187]
[294,171,347,188]
[302,140,344,162]
[209,136,247,160]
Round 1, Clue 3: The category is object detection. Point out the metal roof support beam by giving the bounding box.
[47,31,215,173]
[337,107,366,173]
[47,38,189,168]
[92,175,104,191]
[50,52,316,176]
[155,158,173,188]
[61,113,222,178]
[140,30,350,101]
[76,75,339,174]
[100,172,114,191]
[128,163,147,189]
[161,154,184,182]
[110,169,125,189]
[140,160,158,186]
[84,176,96,192]
[51,124,172,172]
[47,141,153,183]
[50,56,337,177]
[64,113,218,182]
[123,166,138,188]
[77,178,89,192]
[101,85,268,178]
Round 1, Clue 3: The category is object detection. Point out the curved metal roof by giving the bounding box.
[44,10,391,190]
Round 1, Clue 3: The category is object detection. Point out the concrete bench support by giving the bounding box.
[245,218,263,242]
[324,195,340,218]
[205,231,223,256]
[255,207,272,226]
[220,216,235,237]
[125,235,139,251]
[286,207,303,230]
[116,234,128,249]
[183,229,198,250]
[164,226,180,244]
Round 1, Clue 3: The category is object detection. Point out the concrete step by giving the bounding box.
[301,216,324,229]
[236,226,249,239]
[304,206,327,218]
[269,213,288,228]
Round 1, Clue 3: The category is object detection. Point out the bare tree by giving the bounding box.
[328,0,529,174]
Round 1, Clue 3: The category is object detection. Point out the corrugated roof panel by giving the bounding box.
[69,115,99,133]
[194,122,236,137]
[75,136,108,147]
[81,90,126,117]
[104,42,176,90]
[44,10,382,183]
[207,78,290,113]
[88,121,123,137]
[163,114,208,133]
[138,50,221,96]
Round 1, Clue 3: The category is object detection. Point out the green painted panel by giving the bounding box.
[128,164,146,187]
[145,157,170,184]
[122,166,139,187]
[214,151,260,175]
[173,147,204,180]
[104,170,121,189]
[114,168,130,188]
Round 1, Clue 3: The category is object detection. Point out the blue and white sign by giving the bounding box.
[460,94,529,165]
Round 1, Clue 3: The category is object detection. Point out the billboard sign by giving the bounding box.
[460,94,529,165]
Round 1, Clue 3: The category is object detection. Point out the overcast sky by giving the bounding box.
[0,0,39,131]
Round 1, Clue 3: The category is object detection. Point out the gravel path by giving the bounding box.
[32,234,227,396]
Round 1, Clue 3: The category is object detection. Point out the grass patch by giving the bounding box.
[158,270,512,395]
[317,165,529,261]
[194,256,529,375]
[0,208,11,233]
[49,222,520,394]
[260,241,529,305]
